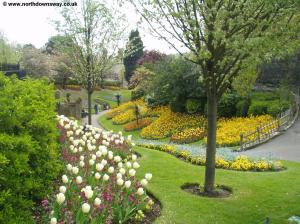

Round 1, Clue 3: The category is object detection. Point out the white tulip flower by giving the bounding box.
[132,154,137,161]
[66,164,72,171]
[96,151,102,157]
[69,145,74,151]
[114,156,121,163]
[92,139,96,144]
[108,166,114,174]
[62,175,68,184]
[101,159,107,166]
[50,217,57,224]
[129,169,136,177]
[80,155,84,161]
[137,187,144,196]
[76,176,83,184]
[94,197,101,206]
[78,146,83,152]
[73,148,78,153]
[116,173,122,179]
[141,179,148,187]
[117,178,124,186]
[96,163,104,171]
[89,159,95,166]
[82,203,90,213]
[59,186,66,194]
[79,161,85,167]
[126,162,132,168]
[72,167,79,175]
[56,192,65,204]
[69,137,74,142]
[145,173,152,181]
[103,174,109,181]
[118,162,123,168]
[124,180,131,188]
[119,168,126,175]
[84,189,93,199]
[133,162,140,169]
[95,172,101,179]
[91,154,96,160]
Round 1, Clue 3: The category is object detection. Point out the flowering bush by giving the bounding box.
[48,116,153,223]
[170,127,205,144]
[124,118,153,132]
[138,143,284,172]
[140,108,206,139]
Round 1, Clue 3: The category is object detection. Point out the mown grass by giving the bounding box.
[134,146,300,224]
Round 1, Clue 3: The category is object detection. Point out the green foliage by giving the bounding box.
[267,101,290,117]
[248,101,269,116]
[131,89,145,100]
[218,91,240,117]
[236,98,251,117]
[185,98,201,114]
[0,73,62,223]
[170,96,186,113]
[0,32,20,64]
[146,56,205,108]
[123,29,144,82]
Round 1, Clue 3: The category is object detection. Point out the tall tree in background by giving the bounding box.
[56,0,124,124]
[130,0,300,194]
[123,29,144,82]
[0,32,20,65]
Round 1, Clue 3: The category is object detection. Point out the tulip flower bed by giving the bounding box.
[106,99,145,120]
[137,143,284,172]
[170,127,205,144]
[47,116,155,224]
[124,118,153,132]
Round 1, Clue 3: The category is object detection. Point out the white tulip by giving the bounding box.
[145,173,152,181]
[141,179,148,187]
[103,174,109,181]
[69,137,74,142]
[136,187,144,196]
[72,167,79,175]
[119,168,126,175]
[96,151,102,157]
[50,217,57,224]
[126,162,132,168]
[59,186,66,194]
[133,162,140,169]
[79,161,85,167]
[91,154,96,160]
[62,175,68,184]
[95,172,101,179]
[124,180,131,188]
[73,148,78,153]
[92,139,96,144]
[117,162,123,168]
[114,156,121,163]
[132,154,137,161]
[80,156,84,161]
[82,203,90,213]
[96,163,104,171]
[66,164,72,171]
[101,159,107,166]
[89,159,95,166]
[129,169,136,177]
[108,166,114,174]
[94,197,101,206]
[78,146,83,152]
[84,189,93,199]
[116,173,122,179]
[117,178,124,186]
[76,176,82,184]
[56,193,65,204]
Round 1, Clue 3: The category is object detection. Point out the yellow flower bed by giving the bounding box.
[112,106,149,125]
[138,143,284,172]
[170,127,205,144]
[106,99,145,119]
[140,108,206,139]
[204,115,274,146]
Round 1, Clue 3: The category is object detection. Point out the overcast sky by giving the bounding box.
[0,0,177,53]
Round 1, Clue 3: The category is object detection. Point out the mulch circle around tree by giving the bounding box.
[181,183,232,198]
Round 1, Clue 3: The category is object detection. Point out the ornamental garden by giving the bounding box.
[1,0,300,224]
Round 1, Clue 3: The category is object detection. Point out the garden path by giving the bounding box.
[82,110,107,129]
[240,115,300,162]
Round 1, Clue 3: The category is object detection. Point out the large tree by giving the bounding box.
[123,29,144,82]
[56,0,124,124]
[129,0,300,193]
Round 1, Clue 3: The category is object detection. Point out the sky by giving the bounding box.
[0,0,177,53]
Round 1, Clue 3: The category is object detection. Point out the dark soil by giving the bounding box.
[181,183,232,198]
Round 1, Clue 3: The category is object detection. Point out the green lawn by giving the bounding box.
[99,114,300,224]
[59,89,131,108]
[134,146,300,224]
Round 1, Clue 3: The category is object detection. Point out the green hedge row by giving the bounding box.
[0,74,62,223]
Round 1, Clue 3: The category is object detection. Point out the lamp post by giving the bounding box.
[115,93,121,106]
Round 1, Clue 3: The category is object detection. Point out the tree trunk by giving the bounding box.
[204,85,217,193]
[87,90,92,125]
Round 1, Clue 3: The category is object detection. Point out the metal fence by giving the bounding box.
[239,94,299,151]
